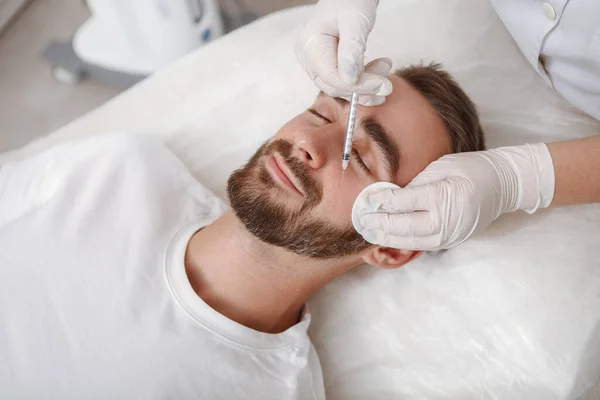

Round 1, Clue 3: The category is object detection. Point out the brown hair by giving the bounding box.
[395,63,485,152]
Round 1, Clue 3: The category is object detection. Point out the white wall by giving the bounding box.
[0,0,31,34]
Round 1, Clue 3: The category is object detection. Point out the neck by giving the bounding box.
[185,212,358,334]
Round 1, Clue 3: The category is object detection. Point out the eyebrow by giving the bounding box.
[316,92,400,180]
[360,117,400,181]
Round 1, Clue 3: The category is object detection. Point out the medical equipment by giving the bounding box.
[342,92,360,171]
[5,2,600,398]
[43,0,224,86]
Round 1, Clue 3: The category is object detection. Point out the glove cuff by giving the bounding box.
[487,143,555,215]
[520,143,555,212]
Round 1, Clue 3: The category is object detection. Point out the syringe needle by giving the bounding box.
[341,92,359,173]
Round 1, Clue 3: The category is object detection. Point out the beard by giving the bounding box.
[226,139,371,259]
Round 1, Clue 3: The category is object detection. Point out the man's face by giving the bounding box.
[227,74,451,259]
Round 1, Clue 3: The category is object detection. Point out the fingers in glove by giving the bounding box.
[301,33,342,82]
[337,38,365,85]
[406,157,456,187]
[364,57,393,76]
[353,59,392,105]
[351,58,393,105]
[337,4,377,83]
[364,185,436,214]
[360,229,443,251]
[359,211,438,237]
[315,72,392,101]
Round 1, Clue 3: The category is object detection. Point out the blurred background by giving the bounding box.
[0,0,314,153]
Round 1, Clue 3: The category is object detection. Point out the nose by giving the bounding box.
[293,124,342,170]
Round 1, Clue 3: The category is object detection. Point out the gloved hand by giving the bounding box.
[296,0,393,106]
[352,143,556,251]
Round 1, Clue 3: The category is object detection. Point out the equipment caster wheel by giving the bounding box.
[51,66,81,85]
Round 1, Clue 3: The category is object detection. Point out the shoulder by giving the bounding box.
[18,133,196,204]
[12,133,178,175]
[50,133,186,182]
[74,133,177,166]
[76,133,228,215]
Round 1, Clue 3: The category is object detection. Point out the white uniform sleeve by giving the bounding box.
[490,0,600,120]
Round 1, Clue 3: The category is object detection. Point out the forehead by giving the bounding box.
[359,75,451,186]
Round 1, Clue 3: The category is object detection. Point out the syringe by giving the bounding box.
[342,92,360,171]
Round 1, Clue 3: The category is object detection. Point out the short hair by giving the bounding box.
[395,63,485,152]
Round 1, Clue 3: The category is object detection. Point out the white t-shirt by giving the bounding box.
[0,133,325,400]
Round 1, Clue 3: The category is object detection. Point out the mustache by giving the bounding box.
[262,139,322,209]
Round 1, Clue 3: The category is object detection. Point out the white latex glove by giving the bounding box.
[352,143,556,251]
[296,0,393,106]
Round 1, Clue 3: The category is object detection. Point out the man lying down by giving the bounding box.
[0,63,484,399]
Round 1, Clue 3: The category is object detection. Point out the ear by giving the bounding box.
[361,246,422,269]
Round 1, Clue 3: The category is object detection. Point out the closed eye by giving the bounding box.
[352,148,370,174]
[308,109,332,124]
[308,108,369,174]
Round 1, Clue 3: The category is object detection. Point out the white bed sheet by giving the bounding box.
[3,0,600,399]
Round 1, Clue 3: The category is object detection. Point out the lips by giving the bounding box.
[267,155,304,196]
